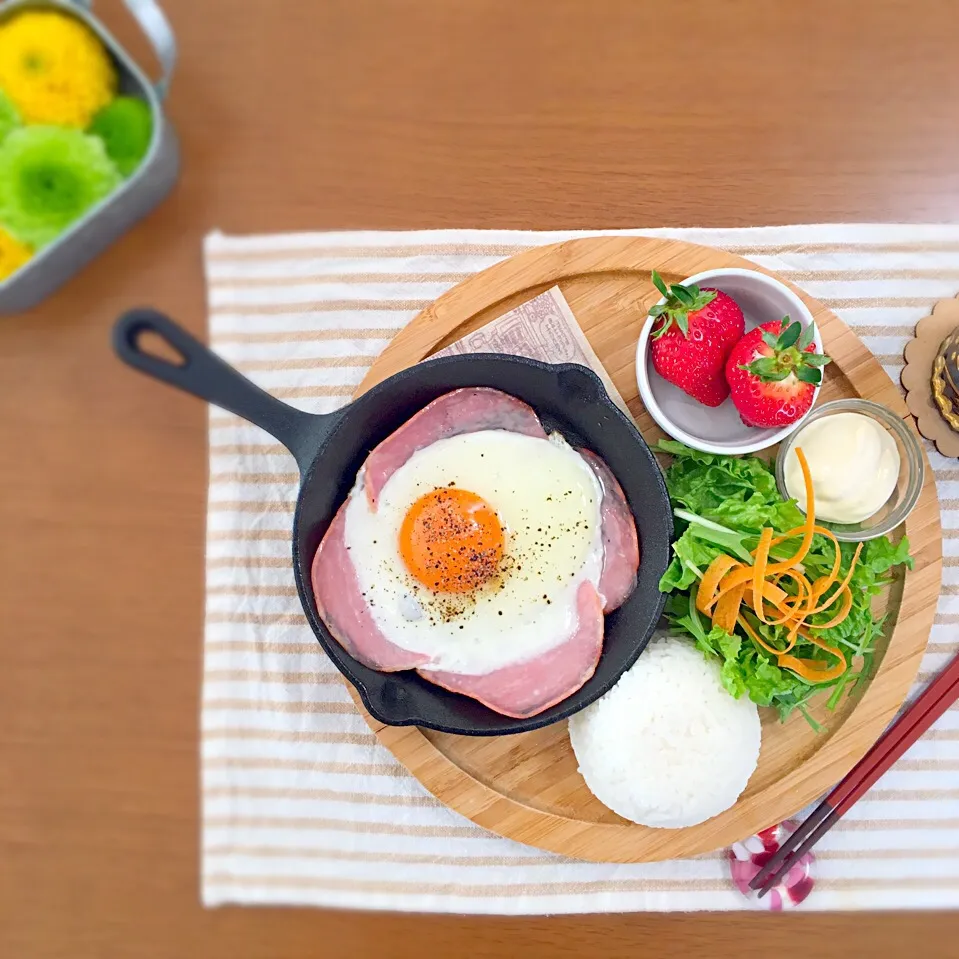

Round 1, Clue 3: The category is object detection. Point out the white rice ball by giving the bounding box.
[568,634,761,828]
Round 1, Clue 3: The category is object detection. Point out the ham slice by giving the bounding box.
[578,448,640,613]
[417,580,605,718]
[363,388,546,509]
[311,386,641,718]
[311,503,431,671]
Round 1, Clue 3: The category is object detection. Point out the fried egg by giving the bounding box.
[342,429,604,675]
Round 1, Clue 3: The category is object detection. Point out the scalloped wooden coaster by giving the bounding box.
[902,296,959,458]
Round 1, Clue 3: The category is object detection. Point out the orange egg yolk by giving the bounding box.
[399,488,504,594]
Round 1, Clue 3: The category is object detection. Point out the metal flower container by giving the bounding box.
[0,0,179,314]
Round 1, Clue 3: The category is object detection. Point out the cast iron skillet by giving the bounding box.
[113,309,672,735]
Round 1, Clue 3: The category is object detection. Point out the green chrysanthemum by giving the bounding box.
[0,125,120,248]
[89,96,153,177]
[0,89,21,145]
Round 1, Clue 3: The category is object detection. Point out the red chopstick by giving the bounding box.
[749,650,959,897]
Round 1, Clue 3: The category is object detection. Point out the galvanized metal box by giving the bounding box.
[0,0,178,313]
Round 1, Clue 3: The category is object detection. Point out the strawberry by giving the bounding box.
[647,270,745,407]
[725,318,831,428]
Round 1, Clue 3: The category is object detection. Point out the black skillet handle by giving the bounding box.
[113,308,332,473]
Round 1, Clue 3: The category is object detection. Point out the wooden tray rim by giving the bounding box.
[351,235,943,862]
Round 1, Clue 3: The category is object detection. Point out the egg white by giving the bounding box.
[343,429,604,675]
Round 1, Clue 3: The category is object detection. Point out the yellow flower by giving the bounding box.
[0,11,117,128]
[0,225,32,281]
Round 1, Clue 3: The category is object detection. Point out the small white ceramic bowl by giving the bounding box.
[635,268,824,455]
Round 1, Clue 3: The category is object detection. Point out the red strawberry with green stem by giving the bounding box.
[725,318,831,428]
[648,270,745,407]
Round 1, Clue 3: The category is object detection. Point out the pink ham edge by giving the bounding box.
[578,448,640,613]
[363,387,547,509]
[311,502,431,671]
[417,580,605,719]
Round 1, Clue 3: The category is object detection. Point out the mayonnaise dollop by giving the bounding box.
[784,412,900,524]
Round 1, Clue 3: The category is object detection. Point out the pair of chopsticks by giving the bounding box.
[750,650,959,897]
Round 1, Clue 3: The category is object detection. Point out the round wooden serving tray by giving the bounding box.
[353,236,943,862]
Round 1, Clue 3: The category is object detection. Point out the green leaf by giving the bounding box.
[659,529,727,591]
[761,330,780,349]
[648,303,667,317]
[721,658,749,699]
[863,535,914,573]
[778,320,802,349]
[798,706,823,733]
[697,289,718,309]
[717,630,743,662]
[664,589,708,643]
[746,362,790,381]
[746,356,782,376]
[798,321,816,351]
[673,509,755,564]
[671,284,695,307]
[687,587,708,643]
[650,270,670,298]
[659,556,696,592]
[676,313,689,337]
[803,353,832,366]
[659,446,791,527]
[826,672,853,710]
[656,439,712,461]
[796,366,822,385]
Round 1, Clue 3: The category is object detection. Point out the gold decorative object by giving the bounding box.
[932,328,959,431]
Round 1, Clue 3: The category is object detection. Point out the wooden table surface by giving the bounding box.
[3,0,959,955]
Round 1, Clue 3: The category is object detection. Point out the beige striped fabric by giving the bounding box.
[202,225,959,913]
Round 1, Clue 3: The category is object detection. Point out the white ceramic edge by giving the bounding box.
[635,267,824,455]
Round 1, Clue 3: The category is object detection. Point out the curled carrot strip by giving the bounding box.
[770,569,809,601]
[778,653,847,683]
[764,570,810,626]
[713,581,748,634]
[820,529,843,593]
[698,554,742,613]
[741,618,847,683]
[743,580,789,612]
[770,524,839,549]
[713,564,759,595]
[810,586,853,630]
[761,603,798,628]
[739,611,800,656]
[737,614,783,656]
[799,625,846,656]
[800,529,843,611]
[765,447,816,574]
[752,527,774,624]
[783,615,804,654]
[807,542,864,616]
[779,626,848,682]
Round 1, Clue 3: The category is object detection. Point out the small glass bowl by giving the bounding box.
[774,399,924,542]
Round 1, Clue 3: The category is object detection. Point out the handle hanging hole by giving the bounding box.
[134,328,187,367]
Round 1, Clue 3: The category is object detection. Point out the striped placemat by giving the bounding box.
[202,225,959,913]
